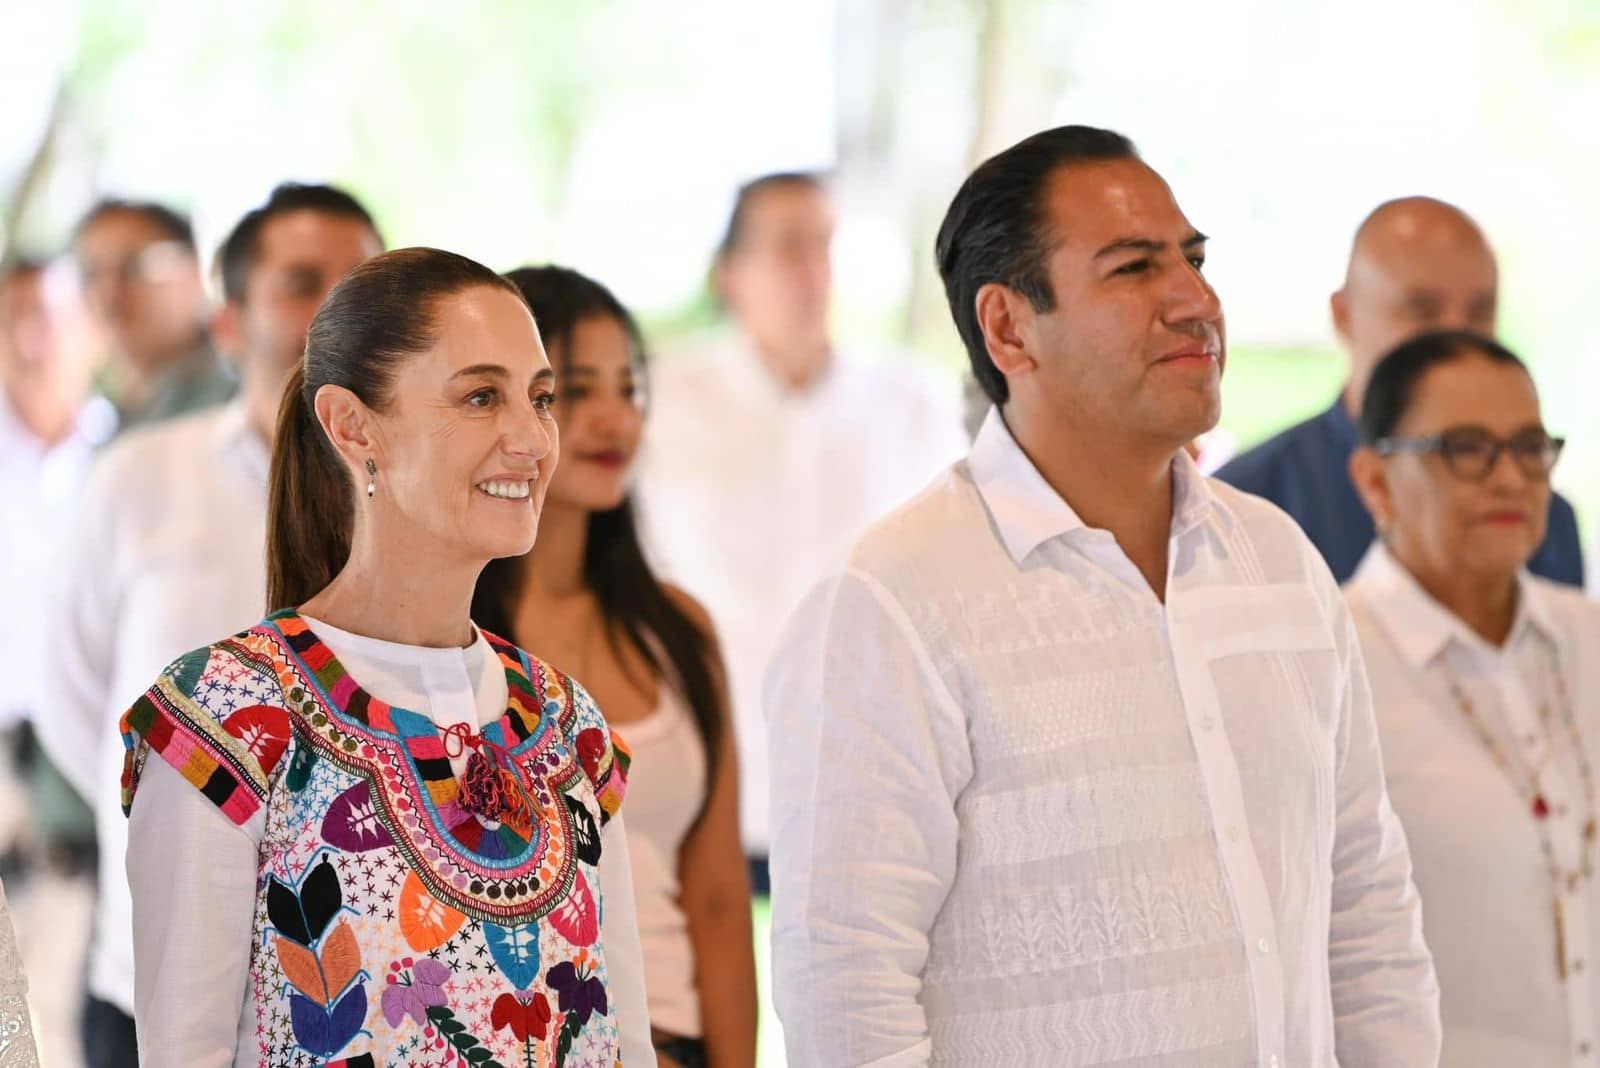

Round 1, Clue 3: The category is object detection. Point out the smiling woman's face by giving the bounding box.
[541,313,646,515]
[363,284,560,565]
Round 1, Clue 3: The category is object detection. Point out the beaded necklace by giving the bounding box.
[1441,637,1597,979]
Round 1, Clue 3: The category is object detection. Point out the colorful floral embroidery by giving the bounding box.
[120,612,632,1067]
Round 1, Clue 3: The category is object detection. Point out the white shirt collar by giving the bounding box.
[968,406,1226,565]
[1347,541,1555,669]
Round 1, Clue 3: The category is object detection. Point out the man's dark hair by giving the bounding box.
[715,171,828,262]
[935,125,1140,405]
[1358,329,1527,444]
[73,198,197,254]
[216,183,381,303]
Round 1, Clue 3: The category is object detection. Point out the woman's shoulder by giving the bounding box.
[659,582,717,644]
[1526,574,1600,639]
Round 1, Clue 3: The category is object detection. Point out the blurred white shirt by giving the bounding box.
[636,328,966,855]
[1348,543,1600,1068]
[764,408,1440,1067]
[0,394,113,726]
[36,400,268,1016]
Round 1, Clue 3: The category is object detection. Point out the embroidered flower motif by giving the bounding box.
[546,958,607,1030]
[491,991,552,1043]
[380,957,451,1028]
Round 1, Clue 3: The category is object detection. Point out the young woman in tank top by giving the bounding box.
[474,266,758,1068]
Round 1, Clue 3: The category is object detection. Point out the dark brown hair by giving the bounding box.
[935,125,1139,405]
[475,266,724,801]
[266,247,525,610]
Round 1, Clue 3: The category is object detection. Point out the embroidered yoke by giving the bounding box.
[121,610,632,1068]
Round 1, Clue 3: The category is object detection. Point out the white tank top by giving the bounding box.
[613,679,708,1038]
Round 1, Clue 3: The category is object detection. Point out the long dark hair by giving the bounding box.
[267,247,526,610]
[472,265,723,792]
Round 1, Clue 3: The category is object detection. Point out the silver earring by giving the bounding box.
[365,458,377,498]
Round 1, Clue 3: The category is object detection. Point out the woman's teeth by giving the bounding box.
[477,479,532,500]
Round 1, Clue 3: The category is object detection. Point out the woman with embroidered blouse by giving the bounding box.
[1344,329,1599,1066]
[474,267,757,1068]
[119,247,656,1067]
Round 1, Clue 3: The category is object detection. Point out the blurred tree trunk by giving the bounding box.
[1,85,69,258]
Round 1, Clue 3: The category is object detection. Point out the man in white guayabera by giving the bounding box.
[764,125,1442,1067]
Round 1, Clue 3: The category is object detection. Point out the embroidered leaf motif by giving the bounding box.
[483,921,541,990]
[321,781,394,852]
[220,704,292,773]
[547,871,598,947]
[426,1005,508,1068]
[563,794,601,866]
[267,876,312,946]
[276,934,329,1004]
[324,983,368,1053]
[399,870,466,951]
[322,920,362,999]
[302,857,343,941]
[170,647,210,695]
[286,743,317,793]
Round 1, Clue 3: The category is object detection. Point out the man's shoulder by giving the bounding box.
[845,462,986,581]
[99,405,228,471]
[1208,477,1342,591]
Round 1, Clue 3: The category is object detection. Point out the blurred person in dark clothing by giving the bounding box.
[1216,197,1583,586]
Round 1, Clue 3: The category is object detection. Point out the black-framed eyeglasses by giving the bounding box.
[1374,426,1565,482]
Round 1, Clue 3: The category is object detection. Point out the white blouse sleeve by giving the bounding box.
[127,757,263,1068]
[599,814,657,1067]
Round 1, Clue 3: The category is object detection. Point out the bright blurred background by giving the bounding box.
[5,1,1600,1063]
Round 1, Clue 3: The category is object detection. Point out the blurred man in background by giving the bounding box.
[1216,196,1583,585]
[0,257,110,1068]
[636,172,967,893]
[39,183,382,1068]
[72,198,235,430]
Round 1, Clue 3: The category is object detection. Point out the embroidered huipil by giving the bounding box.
[765,408,1440,1067]
[1348,544,1600,1067]
[121,611,648,1068]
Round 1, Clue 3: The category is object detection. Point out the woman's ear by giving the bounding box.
[313,383,378,472]
[975,282,1039,382]
[1349,446,1393,535]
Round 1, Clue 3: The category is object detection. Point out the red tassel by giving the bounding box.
[1533,794,1551,819]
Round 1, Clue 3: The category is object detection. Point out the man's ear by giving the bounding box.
[975,282,1038,383]
[1349,446,1393,534]
[313,383,379,473]
[1330,287,1352,349]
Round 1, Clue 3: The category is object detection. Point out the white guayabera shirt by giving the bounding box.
[765,408,1441,1068]
[1348,543,1600,1068]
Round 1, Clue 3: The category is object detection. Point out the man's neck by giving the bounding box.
[3,379,78,447]
[1004,404,1179,601]
[746,331,832,392]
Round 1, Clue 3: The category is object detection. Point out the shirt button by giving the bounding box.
[1526,732,1540,747]
[1199,716,1216,732]
[1226,825,1243,843]
[1579,1040,1592,1057]
[1576,959,1587,975]
[1258,938,1271,954]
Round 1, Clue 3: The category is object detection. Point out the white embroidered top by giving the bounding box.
[765,408,1441,1067]
[1347,543,1600,1067]
[0,876,39,1067]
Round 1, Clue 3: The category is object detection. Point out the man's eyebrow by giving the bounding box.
[1093,231,1209,259]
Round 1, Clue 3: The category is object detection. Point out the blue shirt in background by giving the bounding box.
[1215,400,1585,587]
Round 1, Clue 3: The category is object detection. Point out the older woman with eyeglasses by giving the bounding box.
[1345,328,1597,1066]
